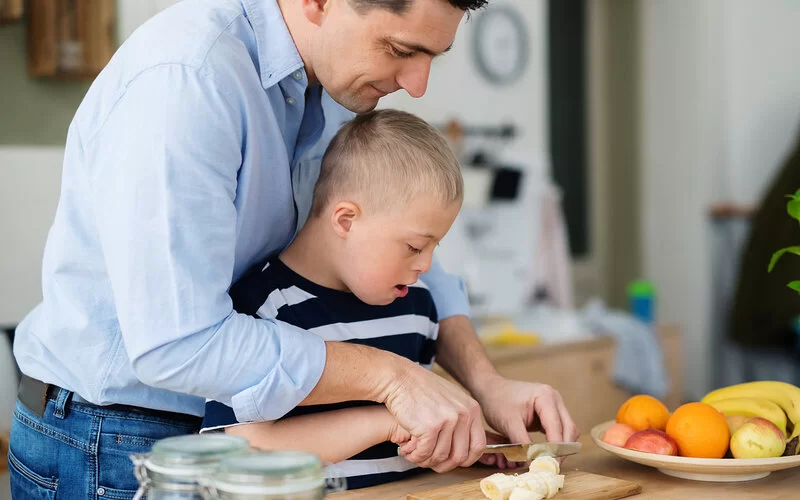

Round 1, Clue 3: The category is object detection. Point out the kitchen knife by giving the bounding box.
[482,441,582,462]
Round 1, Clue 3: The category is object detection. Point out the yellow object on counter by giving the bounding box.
[481,321,540,346]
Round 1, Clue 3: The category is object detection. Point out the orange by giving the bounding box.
[616,394,671,432]
[665,402,730,458]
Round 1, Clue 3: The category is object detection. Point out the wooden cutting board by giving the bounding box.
[407,471,641,500]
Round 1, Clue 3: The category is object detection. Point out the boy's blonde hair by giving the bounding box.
[311,109,464,217]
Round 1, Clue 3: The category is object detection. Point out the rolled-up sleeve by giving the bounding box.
[88,63,325,422]
[421,255,471,320]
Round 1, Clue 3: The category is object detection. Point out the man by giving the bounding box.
[10,0,578,496]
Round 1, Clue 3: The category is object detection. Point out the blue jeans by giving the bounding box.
[8,390,200,499]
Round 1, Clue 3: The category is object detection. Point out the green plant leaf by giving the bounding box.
[768,246,800,272]
[789,281,800,294]
[788,197,800,222]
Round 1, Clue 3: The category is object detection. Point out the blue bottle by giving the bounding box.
[627,279,656,324]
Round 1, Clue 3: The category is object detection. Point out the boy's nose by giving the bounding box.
[413,255,433,275]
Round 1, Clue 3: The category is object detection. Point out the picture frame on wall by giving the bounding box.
[0,0,25,25]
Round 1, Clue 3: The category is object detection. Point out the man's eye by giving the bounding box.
[408,245,422,254]
[390,46,414,58]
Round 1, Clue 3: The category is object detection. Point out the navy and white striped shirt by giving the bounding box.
[202,258,438,490]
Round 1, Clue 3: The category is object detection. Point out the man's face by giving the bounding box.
[314,0,464,113]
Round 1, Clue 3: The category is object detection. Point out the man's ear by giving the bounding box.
[299,0,329,26]
[330,201,361,239]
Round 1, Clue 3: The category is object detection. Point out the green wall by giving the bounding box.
[0,23,91,146]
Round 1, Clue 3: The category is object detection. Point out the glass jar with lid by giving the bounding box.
[206,450,328,499]
[131,433,250,500]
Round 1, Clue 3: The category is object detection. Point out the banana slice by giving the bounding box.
[517,469,564,499]
[480,472,519,500]
[481,466,567,499]
[542,472,562,498]
[529,456,560,475]
[515,470,550,498]
[509,487,545,500]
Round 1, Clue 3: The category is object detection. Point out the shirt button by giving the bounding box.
[97,487,106,496]
[286,97,296,105]
[292,71,303,81]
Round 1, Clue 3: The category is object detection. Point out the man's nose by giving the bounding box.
[396,57,431,98]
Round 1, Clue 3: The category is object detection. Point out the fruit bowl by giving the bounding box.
[591,420,800,482]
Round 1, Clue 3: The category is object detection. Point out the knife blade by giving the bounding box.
[482,441,582,462]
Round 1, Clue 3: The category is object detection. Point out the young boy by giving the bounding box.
[201,109,509,490]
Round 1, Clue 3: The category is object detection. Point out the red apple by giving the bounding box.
[624,429,679,455]
[730,417,786,458]
[602,423,637,447]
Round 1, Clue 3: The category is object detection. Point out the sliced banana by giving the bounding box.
[515,471,550,498]
[480,472,520,500]
[481,467,565,499]
[529,456,560,475]
[543,473,562,498]
[509,487,545,500]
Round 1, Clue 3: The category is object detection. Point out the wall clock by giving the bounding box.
[472,5,530,85]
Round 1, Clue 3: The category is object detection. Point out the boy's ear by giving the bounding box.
[330,201,361,238]
[299,0,329,26]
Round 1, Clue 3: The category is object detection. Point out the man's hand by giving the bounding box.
[384,360,486,473]
[474,375,580,446]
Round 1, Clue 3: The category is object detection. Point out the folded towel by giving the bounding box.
[581,299,670,399]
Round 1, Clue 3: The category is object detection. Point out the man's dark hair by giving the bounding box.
[349,0,487,15]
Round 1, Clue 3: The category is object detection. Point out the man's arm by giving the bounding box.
[434,315,500,396]
[419,255,499,394]
[225,405,406,464]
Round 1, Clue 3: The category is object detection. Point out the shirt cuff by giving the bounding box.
[231,321,327,422]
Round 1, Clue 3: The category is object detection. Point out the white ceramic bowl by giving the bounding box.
[591,420,800,482]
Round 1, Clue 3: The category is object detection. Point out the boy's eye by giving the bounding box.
[390,45,414,58]
[408,244,422,254]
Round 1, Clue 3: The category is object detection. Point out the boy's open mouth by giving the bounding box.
[395,284,409,296]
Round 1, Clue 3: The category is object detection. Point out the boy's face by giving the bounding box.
[312,0,464,113]
[335,194,461,305]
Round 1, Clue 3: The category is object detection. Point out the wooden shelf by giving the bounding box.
[27,0,115,79]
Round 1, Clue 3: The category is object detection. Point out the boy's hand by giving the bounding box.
[386,416,413,445]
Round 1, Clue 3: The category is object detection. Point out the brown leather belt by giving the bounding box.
[18,374,202,426]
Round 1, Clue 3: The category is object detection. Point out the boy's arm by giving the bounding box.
[225,405,409,464]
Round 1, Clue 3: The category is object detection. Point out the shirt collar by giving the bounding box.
[242,0,306,89]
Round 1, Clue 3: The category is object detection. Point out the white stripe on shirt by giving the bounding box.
[256,286,317,319]
[324,456,418,478]
[309,314,438,342]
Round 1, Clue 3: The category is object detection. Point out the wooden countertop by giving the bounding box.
[329,432,800,499]
[477,323,680,366]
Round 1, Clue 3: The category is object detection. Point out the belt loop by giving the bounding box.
[52,387,72,419]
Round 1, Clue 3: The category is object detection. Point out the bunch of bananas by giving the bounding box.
[702,380,800,456]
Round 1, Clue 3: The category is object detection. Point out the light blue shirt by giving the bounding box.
[13,0,469,421]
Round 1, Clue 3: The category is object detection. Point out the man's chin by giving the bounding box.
[331,93,380,114]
